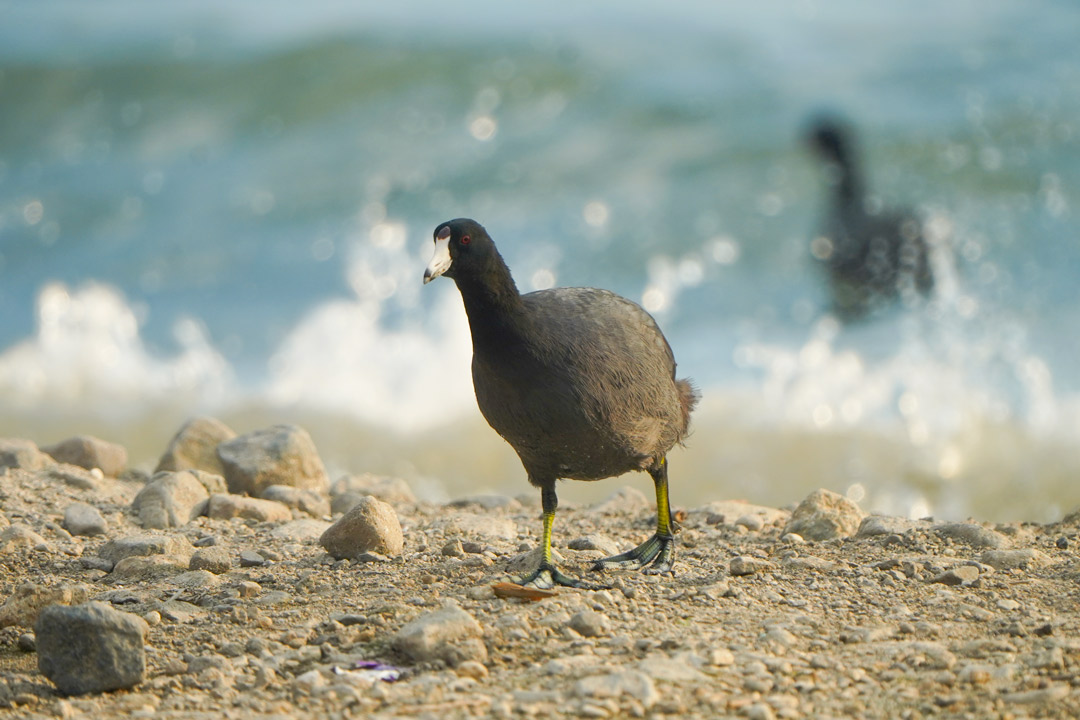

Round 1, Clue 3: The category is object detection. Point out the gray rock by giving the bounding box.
[155,416,237,476]
[1002,685,1070,705]
[62,502,107,537]
[41,435,127,477]
[930,565,980,586]
[506,546,565,574]
[569,610,611,637]
[591,486,649,514]
[189,547,232,574]
[131,471,211,529]
[36,601,148,695]
[978,549,1049,571]
[735,514,764,531]
[574,670,659,710]
[784,489,865,541]
[216,424,328,496]
[0,438,52,471]
[730,556,775,576]
[331,473,417,505]
[98,534,195,568]
[392,601,487,666]
[271,518,332,542]
[239,550,266,567]
[206,493,292,523]
[260,484,331,518]
[0,583,92,629]
[933,523,1007,549]
[319,496,403,559]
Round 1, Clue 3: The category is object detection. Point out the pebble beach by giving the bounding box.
[1,420,1079,719]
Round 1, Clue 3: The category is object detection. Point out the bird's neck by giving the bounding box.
[828,151,863,206]
[455,257,527,352]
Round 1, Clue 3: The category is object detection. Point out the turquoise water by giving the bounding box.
[1,1,1079,521]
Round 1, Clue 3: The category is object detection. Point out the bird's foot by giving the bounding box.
[591,533,675,576]
[519,563,608,590]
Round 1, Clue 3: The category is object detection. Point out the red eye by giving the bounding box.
[460,235,471,245]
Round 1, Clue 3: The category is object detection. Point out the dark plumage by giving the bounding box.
[805,117,934,320]
[424,218,698,588]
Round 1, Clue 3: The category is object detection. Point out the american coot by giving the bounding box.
[805,116,934,320]
[424,218,699,589]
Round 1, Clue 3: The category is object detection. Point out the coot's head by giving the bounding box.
[805,116,854,165]
[423,218,496,284]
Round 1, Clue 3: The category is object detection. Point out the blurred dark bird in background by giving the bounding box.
[804,115,935,321]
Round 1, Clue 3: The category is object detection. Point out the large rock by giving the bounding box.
[216,424,328,496]
[36,601,148,695]
[0,438,52,471]
[155,416,237,476]
[783,488,866,541]
[392,601,487,666]
[319,496,403,559]
[41,435,127,477]
[131,471,212,529]
[207,494,293,523]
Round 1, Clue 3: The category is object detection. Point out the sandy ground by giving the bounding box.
[1,456,1080,720]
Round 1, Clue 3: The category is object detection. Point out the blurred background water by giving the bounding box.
[1,0,1078,521]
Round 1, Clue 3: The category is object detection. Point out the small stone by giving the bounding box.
[143,611,161,626]
[62,502,108,537]
[110,555,190,581]
[36,601,148,695]
[217,424,329,496]
[735,514,764,531]
[569,610,611,637]
[696,500,788,527]
[729,556,775,576]
[784,489,865,541]
[17,632,36,651]
[155,416,237,476]
[189,547,232,574]
[930,565,980,586]
[996,598,1021,612]
[1056,536,1069,549]
[239,550,266,567]
[238,581,261,598]
[709,648,736,666]
[781,533,805,544]
[441,539,465,557]
[41,435,127,476]
[319,496,404,559]
[392,601,487,666]
[857,515,929,537]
